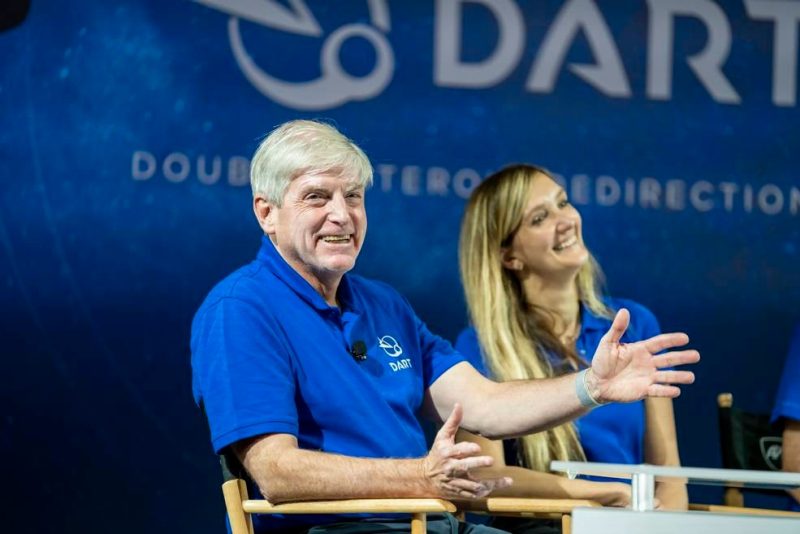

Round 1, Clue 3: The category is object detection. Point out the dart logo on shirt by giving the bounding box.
[378,335,412,372]
[378,335,403,358]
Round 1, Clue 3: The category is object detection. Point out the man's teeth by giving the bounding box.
[322,235,351,243]
[554,236,577,251]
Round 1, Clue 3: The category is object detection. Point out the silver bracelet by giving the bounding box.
[575,369,605,408]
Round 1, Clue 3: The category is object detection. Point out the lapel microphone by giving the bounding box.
[350,340,367,361]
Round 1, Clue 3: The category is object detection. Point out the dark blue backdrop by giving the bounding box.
[1,1,798,532]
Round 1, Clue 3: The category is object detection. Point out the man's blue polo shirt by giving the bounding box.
[191,237,465,497]
[455,298,660,466]
[772,323,800,511]
[773,324,800,425]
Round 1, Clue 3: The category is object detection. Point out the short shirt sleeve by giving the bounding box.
[772,324,800,423]
[191,296,298,453]
[454,326,489,376]
[413,313,467,387]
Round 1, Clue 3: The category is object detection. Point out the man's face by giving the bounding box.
[264,171,367,288]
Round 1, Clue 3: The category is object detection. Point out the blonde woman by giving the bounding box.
[456,164,687,530]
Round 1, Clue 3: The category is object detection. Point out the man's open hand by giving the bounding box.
[422,404,512,499]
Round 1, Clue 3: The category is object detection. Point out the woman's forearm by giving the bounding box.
[644,397,688,510]
[655,480,688,510]
[474,464,631,507]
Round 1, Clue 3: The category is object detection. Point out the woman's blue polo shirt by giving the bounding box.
[455,298,660,467]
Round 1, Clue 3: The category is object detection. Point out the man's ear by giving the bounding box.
[253,195,276,235]
[501,247,523,271]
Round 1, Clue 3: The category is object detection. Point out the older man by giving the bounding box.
[191,120,699,533]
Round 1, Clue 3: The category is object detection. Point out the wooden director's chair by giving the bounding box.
[220,450,600,534]
[219,452,456,534]
[461,496,601,534]
[688,392,800,518]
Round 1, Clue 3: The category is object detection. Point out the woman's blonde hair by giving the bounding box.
[459,164,612,471]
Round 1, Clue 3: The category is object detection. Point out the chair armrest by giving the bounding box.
[456,497,601,514]
[689,503,800,518]
[242,498,456,515]
[485,498,601,514]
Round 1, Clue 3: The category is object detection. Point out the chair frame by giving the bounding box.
[717,392,786,505]
[222,477,457,534]
[459,496,601,534]
[219,453,455,534]
[686,392,800,518]
[220,450,599,534]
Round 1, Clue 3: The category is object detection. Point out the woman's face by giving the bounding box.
[503,173,589,280]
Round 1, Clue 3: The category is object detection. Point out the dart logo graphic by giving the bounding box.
[377,335,403,358]
[195,0,394,110]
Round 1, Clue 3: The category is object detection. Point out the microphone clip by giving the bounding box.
[350,340,367,362]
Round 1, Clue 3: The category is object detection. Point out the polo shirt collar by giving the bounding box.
[255,235,361,313]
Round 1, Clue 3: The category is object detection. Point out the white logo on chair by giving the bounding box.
[759,437,783,471]
[194,0,394,110]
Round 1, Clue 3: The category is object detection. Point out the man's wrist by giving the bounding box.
[575,368,606,408]
[416,456,435,496]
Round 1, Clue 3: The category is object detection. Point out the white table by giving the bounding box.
[549,461,800,534]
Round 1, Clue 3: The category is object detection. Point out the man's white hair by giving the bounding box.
[250,120,373,205]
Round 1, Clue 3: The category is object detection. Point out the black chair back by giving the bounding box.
[718,393,784,472]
